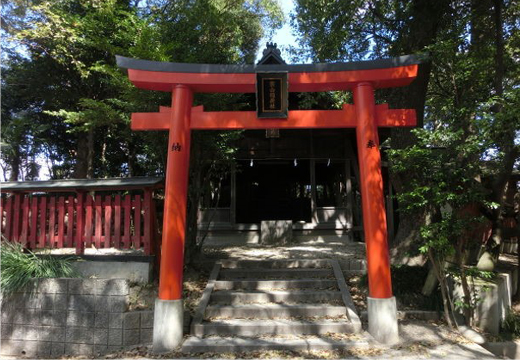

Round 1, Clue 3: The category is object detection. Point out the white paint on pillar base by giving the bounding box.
[153,298,184,352]
[368,296,399,345]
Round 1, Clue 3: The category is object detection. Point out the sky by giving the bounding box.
[256,0,298,64]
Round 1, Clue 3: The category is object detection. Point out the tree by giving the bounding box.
[2,0,282,181]
[389,128,490,327]
[292,0,454,251]
[292,0,519,327]
[1,58,41,181]
[2,0,150,178]
[2,0,283,264]
[146,0,283,65]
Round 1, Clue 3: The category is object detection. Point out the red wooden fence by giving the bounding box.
[0,192,156,255]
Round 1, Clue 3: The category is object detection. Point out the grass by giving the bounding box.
[0,241,79,296]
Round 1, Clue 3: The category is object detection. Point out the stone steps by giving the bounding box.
[214,279,338,290]
[192,319,357,336]
[205,304,347,318]
[218,259,332,269]
[218,268,334,279]
[210,290,343,304]
[181,259,362,353]
[182,337,369,353]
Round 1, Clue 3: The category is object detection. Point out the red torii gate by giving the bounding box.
[117,54,420,350]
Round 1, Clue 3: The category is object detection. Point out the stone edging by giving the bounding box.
[482,340,520,359]
[330,259,363,332]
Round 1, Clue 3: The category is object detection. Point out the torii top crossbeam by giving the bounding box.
[116,54,421,93]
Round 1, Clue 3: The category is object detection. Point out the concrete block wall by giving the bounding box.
[1,278,153,358]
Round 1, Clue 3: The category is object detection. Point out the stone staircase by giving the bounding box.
[181,259,364,353]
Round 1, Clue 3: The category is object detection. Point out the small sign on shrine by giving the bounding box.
[256,72,288,118]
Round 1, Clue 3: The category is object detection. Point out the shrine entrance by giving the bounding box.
[236,158,312,223]
[117,47,421,351]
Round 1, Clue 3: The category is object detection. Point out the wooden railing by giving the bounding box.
[1,192,156,255]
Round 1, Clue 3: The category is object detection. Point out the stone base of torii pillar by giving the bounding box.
[368,296,399,344]
[153,299,184,352]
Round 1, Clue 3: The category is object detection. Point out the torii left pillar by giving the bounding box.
[153,85,193,352]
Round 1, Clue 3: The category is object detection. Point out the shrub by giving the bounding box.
[360,265,430,294]
[359,265,442,311]
[503,312,520,338]
[390,265,427,295]
[1,241,79,296]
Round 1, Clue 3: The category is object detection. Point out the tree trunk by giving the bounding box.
[100,131,107,177]
[75,128,95,179]
[127,137,137,177]
[483,0,518,258]
[75,132,89,178]
[185,172,202,265]
[493,0,504,97]
[457,236,474,326]
[9,146,20,181]
[429,249,454,328]
[390,210,427,264]
[86,128,94,179]
[514,217,520,301]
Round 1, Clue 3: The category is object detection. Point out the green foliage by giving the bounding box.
[292,0,388,62]
[464,266,495,280]
[292,0,519,205]
[0,113,45,181]
[504,312,520,338]
[388,127,489,261]
[1,0,145,178]
[0,242,79,296]
[2,0,283,179]
[2,0,285,261]
[147,0,283,65]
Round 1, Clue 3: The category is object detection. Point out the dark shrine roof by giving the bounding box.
[116,54,425,75]
[257,42,286,65]
[1,177,164,193]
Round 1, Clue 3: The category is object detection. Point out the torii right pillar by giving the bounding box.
[354,82,398,344]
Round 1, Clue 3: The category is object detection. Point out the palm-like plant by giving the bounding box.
[1,240,79,296]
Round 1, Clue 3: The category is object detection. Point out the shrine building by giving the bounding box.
[116,43,422,351]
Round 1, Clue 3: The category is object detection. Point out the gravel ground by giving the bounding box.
[56,320,495,359]
[379,320,496,359]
